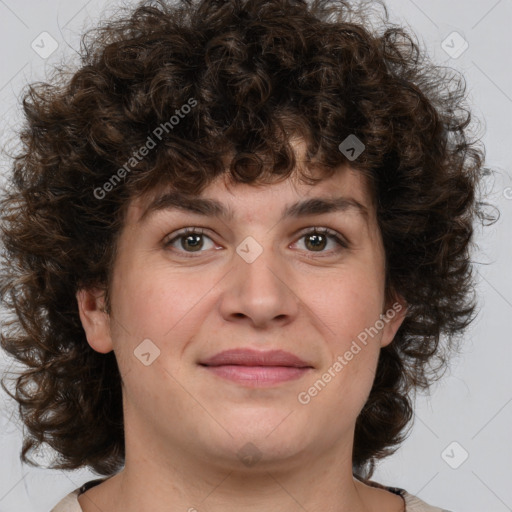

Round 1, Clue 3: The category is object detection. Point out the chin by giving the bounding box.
[205,414,312,453]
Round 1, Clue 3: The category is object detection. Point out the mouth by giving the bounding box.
[198,348,314,387]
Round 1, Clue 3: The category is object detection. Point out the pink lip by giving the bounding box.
[199,349,312,368]
[198,349,313,387]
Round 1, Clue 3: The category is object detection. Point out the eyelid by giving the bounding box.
[294,226,349,246]
[162,225,350,258]
[162,226,209,244]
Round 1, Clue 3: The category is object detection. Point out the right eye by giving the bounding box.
[163,227,218,257]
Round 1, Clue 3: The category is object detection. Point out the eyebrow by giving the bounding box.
[137,191,369,224]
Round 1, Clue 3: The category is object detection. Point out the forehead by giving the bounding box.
[128,163,374,228]
[125,132,376,227]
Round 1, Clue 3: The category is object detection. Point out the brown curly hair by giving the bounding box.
[0,0,497,481]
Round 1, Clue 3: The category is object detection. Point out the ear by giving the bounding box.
[379,292,408,348]
[76,287,113,354]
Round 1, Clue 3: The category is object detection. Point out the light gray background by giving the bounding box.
[0,1,511,511]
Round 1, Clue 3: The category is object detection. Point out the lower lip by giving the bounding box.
[202,365,312,386]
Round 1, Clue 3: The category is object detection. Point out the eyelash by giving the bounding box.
[162,226,349,259]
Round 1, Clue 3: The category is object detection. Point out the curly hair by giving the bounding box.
[0,0,496,481]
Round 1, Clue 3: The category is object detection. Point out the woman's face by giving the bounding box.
[78,150,407,472]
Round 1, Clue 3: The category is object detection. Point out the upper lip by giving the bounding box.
[199,349,313,368]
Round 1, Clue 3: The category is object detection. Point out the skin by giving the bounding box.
[76,139,408,512]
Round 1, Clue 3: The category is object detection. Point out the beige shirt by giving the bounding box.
[50,478,452,512]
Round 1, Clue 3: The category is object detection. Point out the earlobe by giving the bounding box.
[380,294,408,348]
[76,287,113,354]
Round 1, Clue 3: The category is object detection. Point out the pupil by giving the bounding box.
[307,233,326,251]
[183,234,202,251]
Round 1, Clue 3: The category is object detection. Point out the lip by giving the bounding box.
[199,348,312,368]
[198,349,314,387]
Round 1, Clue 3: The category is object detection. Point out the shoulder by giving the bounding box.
[49,489,82,512]
[360,477,453,512]
[51,476,454,512]
[50,478,108,512]
[401,489,454,512]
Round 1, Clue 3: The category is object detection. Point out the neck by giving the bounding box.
[78,438,404,512]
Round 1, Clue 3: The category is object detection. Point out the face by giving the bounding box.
[77,146,407,472]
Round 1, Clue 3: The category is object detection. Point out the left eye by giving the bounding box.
[293,227,348,254]
[163,227,348,257]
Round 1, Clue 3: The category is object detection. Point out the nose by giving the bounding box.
[218,239,300,329]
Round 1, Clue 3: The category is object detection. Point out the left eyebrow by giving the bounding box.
[137,191,369,225]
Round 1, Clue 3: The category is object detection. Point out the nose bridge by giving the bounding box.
[220,230,298,326]
[252,246,280,280]
[237,231,285,297]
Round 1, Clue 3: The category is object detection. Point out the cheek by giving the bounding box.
[303,264,384,398]
[306,265,385,339]
[304,276,384,409]
[111,256,222,350]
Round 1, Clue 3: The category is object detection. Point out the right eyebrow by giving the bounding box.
[138,192,234,223]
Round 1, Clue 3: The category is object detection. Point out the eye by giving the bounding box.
[163,228,216,256]
[292,227,349,255]
[163,226,348,258]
